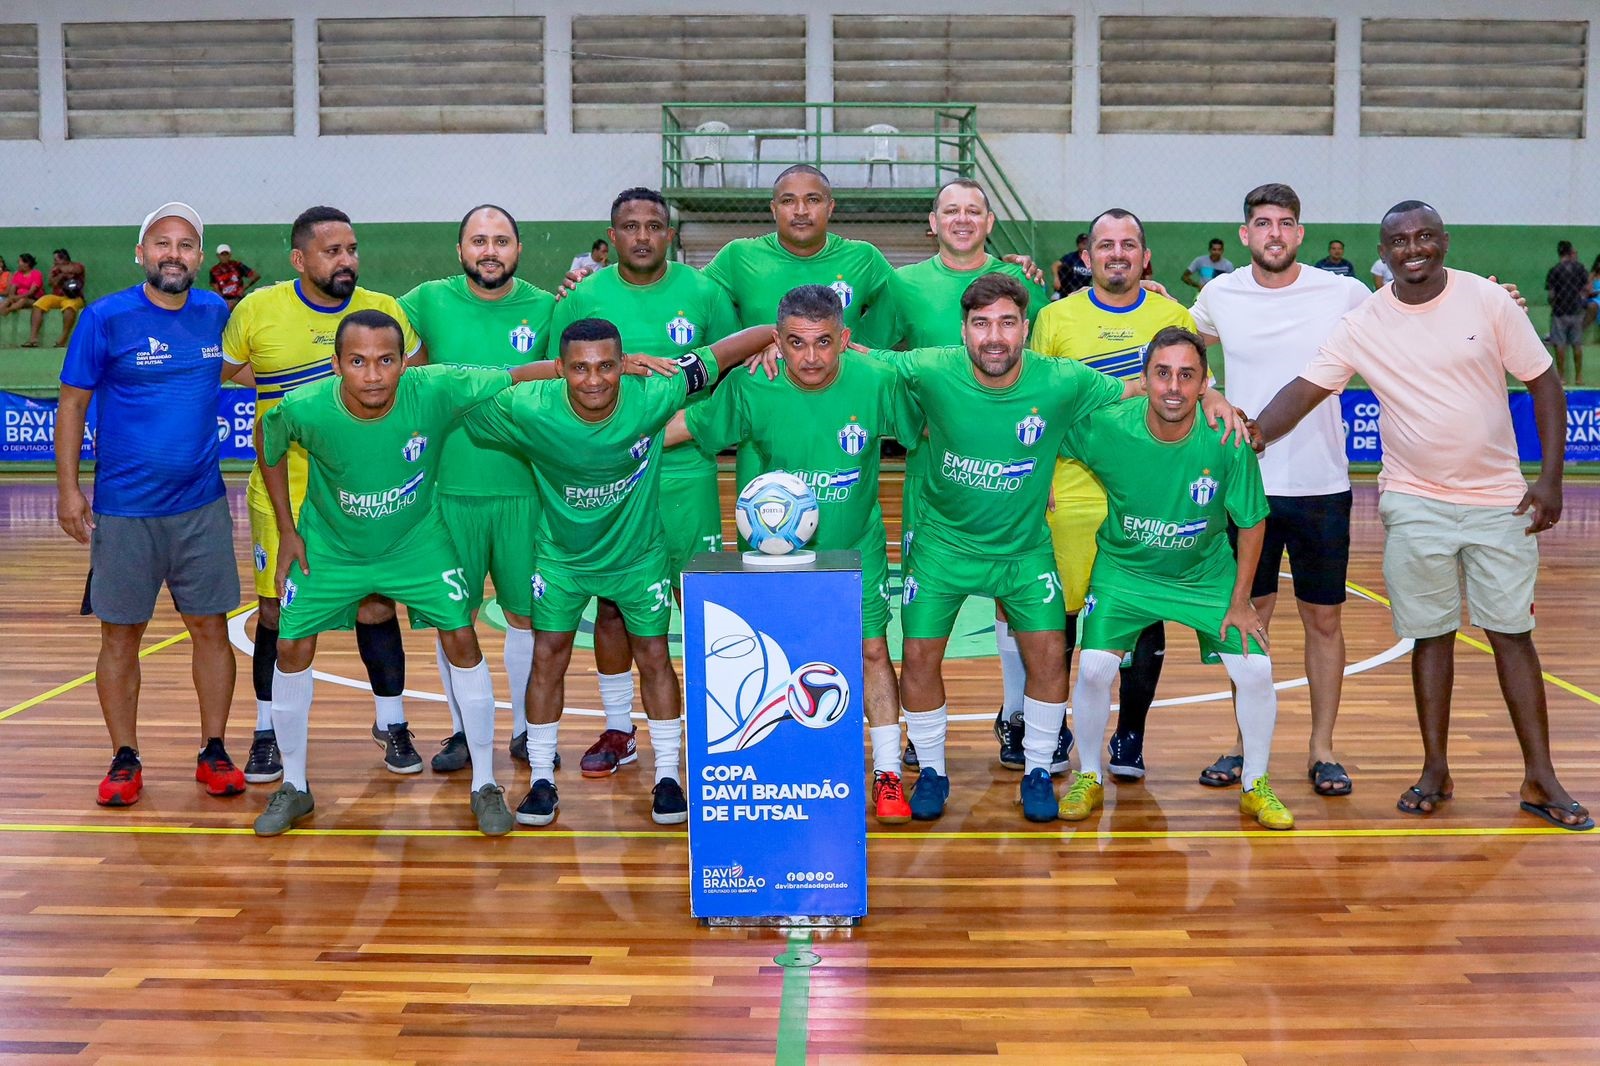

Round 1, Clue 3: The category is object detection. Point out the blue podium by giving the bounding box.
[682,551,867,925]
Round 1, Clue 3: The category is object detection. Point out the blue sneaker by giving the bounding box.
[1051,720,1075,775]
[909,767,949,821]
[1107,729,1145,781]
[1018,767,1058,822]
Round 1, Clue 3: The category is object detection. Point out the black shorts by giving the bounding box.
[1228,490,1351,606]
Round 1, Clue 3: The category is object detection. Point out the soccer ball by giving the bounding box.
[785,663,851,729]
[736,471,820,555]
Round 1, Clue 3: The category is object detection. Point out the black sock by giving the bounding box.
[1063,612,1079,691]
[1115,622,1165,735]
[252,624,279,702]
[356,616,406,698]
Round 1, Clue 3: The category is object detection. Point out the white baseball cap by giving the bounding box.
[137,201,204,246]
[216,243,231,254]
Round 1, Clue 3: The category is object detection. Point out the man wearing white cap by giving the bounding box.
[209,243,260,309]
[53,202,245,808]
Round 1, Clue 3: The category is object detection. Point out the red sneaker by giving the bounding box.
[580,727,638,778]
[873,770,912,824]
[97,747,143,807]
[195,743,246,797]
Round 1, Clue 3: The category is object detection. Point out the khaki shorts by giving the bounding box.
[1377,490,1537,638]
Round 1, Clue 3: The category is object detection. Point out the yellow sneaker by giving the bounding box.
[1058,771,1104,821]
[1240,774,1294,830]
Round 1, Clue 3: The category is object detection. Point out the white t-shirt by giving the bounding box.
[1191,263,1371,496]
[1370,258,1393,285]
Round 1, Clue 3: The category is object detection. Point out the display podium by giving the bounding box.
[682,551,867,926]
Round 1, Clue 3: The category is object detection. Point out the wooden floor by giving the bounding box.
[2,473,1599,1063]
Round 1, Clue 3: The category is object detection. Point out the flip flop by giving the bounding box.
[1308,761,1353,797]
[1198,754,1243,788]
[1396,785,1451,816]
[1520,800,1595,832]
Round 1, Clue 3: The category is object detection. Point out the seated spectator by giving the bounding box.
[208,243,261,309]
[1313,239,1357,278]
[1182,238,1234,289]
[0,256,10,296]
[0,253,42,319]
[569,238,610,274]
[1370,248,1393,290]
[1054,232,1093,298]
[25,248,86,348]
[1586,254,1600,332]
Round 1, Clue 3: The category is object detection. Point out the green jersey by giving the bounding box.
[548,261,737,479]
[463,348,719,573]
[397,276,555,497]
[702,232,894,341]
[685,352,920,555]
[260,364,512,557]
[883,254,1046,347]
[1060,397,1269,588]
[871,346,1123,558]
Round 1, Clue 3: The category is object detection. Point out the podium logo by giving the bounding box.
[704,601,850,753]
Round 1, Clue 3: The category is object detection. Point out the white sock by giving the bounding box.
[374,694,406,730]
[1222,652,1278,790]
[598,670,635,733]
[995,619,1025,718]
[646,717,683,783]
[255,699,273,732]
[1071,650,1121,780]
[903,706,948,776]
[525,721,559,783]
[450,660,497,791]
[1021,695,1068,775]
[503,626,533,739]
[270,665,314,791]
[869,724,902,776]
[434,640,463,734]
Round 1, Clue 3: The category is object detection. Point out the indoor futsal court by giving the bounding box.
[1,472,1597,1062]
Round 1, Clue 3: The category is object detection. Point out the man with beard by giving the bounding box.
[399,205,557,776]
[222,206,422,783]
[54,202,244,807]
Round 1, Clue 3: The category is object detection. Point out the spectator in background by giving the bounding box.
[569,238,610,274]
[1314,239,1357,278]
[0,256,10,297]
[1370,246,1394,290]
[208,244,261,309]
[1182,238,1234,289]
[25,248,87,348]
[1546,240,1589,386]
[1054,232,1093,298]
[0,253,43,320]
[1586,254,1600,333]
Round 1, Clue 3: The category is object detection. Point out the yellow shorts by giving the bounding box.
[247,449,309,599]
[34,293,85,312]
[1046,463,1108,614]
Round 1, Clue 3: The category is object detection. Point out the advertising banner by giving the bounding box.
[1,388,257,462]
[1338,388,1600,464]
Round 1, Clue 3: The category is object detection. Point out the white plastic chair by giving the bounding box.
[686,120,731,188]
[863,123,899,187]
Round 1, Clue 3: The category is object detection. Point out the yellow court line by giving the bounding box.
[1344,580,1600,706]
[0,604,257,722]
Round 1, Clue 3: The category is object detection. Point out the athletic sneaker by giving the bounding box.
[1240,775,1295,830]
[872,770,912,824]
[580,727,638,778]
[994,708,1024,771]
[195,739,246,797]
[516,779,559,826]
[243,729,282,784]
[1051,720,1075,776]
[510,734,558,768]
[1107,729,1146,781]
[909,767,949,821]
[253,783,315,836]
[471,783,515,836]
[432,731,469,773]
[371,723,423,775]
[1018,767,1057,823]
[1058,770,1104,821]
[97,746,142,807]
[902,738,919,768]
[651,778,689,825]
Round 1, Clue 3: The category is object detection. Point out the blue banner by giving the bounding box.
[683,556,867,921]
[0,388,257,463]
[1339,388,1600,464]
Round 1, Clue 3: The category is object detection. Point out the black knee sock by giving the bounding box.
[1115,621,1165,735]
[356,617,406,697]
[252,624,279,702]
[1063,612,1079,691]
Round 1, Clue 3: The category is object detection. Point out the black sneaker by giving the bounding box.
[371,722,423,775]
[432,731,469,773]
[516,779,559,826]
[903,738,919,768]
[509,731,558,768]
[994,708,1024,770]
[1051,720,1074,776]
[1108,729,1146,781]
[243,729,282,784]
[651,778,689,825]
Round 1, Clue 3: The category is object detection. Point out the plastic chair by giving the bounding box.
[686,120,731,188]
[863,123,899,187]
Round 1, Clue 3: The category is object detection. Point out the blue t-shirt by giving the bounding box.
[60,284,231,517]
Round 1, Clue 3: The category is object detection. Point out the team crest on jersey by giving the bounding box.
[1082,593,1096,616]
[1016,413,1047,446]
[829,280,854,309]
[1189,474,1218,506]
[629,435,652,460]
[838,422,868,456]
[253,544,268,572]
[902,574,919,605]
[282,576,297,608]
[531,573,546,601]
[509,324,538,353]
[402,435,428,463]
[666,315,697,346]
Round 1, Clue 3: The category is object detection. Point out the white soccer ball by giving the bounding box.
[735,471,820,555]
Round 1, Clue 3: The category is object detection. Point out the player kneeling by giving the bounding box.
[254,309,534,836]
[1058,327,1292,830]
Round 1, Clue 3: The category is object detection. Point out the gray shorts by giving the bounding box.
[1550,313,1585,348]
[87,496,240,624]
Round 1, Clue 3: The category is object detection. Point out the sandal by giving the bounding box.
[1198,753,1243,788]
[1520,800,1595,831]
[1396,785,1451,816]
[1308,761,1353,797]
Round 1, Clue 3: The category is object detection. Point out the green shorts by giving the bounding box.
[660,472,724,586]
[900,440,927,560]
[533,555,674,637]
[862,547,892,640]
[438,493,539,617]
[279,530,473,641]
[899,538,1066,640]
[1079,560,1265,662]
